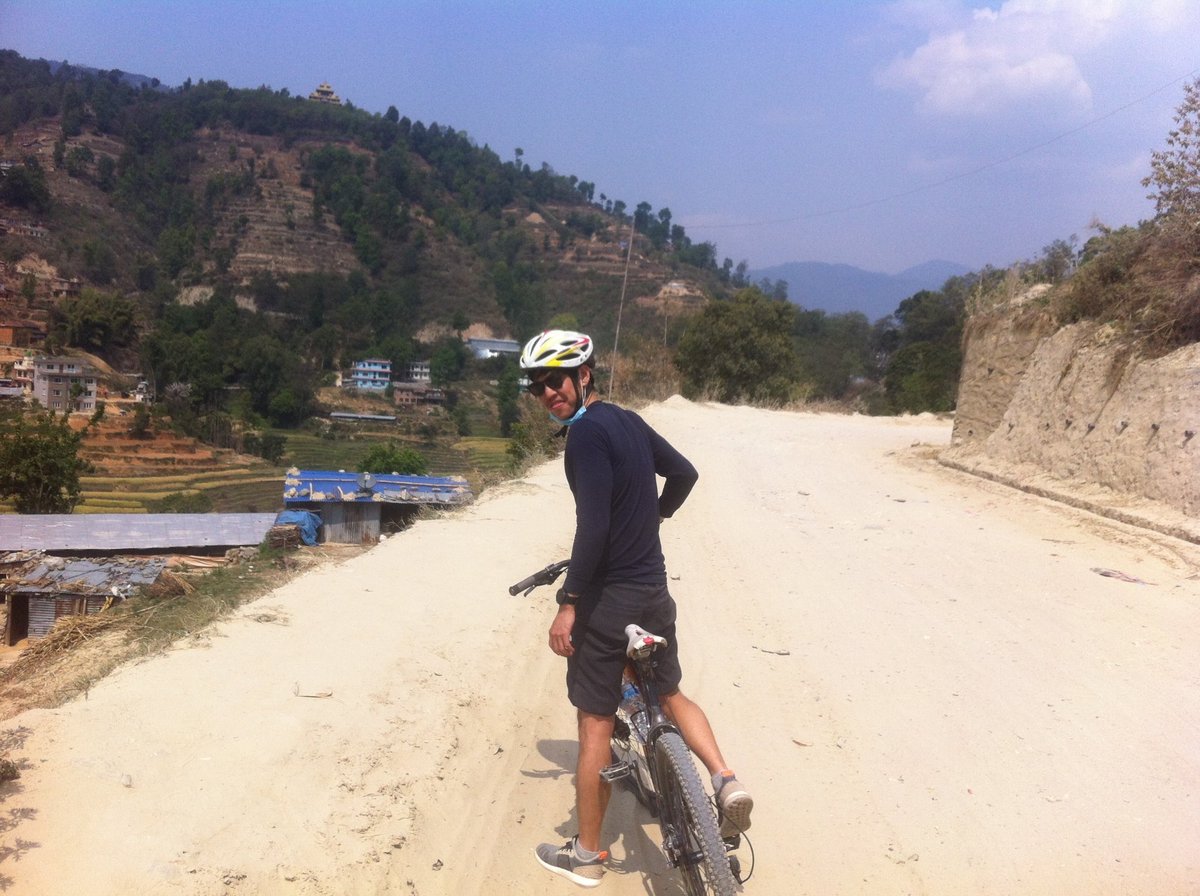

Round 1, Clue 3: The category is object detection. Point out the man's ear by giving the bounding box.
[578,365,593,389]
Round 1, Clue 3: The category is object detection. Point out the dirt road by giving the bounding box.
[3,399,1197,895]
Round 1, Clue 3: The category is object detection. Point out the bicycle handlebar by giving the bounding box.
[509,559,570,596]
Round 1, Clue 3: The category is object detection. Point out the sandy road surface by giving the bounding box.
[2,399,1197,895]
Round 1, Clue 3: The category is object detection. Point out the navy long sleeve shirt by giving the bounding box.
[561,402,698,595]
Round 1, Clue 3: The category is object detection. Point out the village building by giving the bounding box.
[0,218,49,239]
[9,356,35,393]
[283,468,472,544]
[0,321,45,349]
[344,358,391,391]
[31,356,99,412]
[392,383,446,406]
[465,337,522,360]
[0,513,279,645]
[50,276,81,299]
[399,359,432,383]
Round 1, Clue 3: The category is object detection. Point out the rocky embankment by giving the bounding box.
[944,288,1200,543]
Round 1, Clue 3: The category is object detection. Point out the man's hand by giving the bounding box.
[549,605,576,657]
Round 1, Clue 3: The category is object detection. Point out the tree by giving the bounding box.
[674,287,801,404]
[876,281,971,413]
[792,309,875,398]
[0,156,50,211]
[1034,237,1078,283]
[55,288,136,350]
[359,441,428,475]
[496,363,520,437]
[1143,77,1200,222]
[129,402,152,438]
[0,405,93,513]
[429,340,466,386]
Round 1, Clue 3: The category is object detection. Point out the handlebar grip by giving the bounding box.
[509,574,541,596]
[509,559,570,596]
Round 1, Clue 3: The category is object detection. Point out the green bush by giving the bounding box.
[148,491,214,513]
[359,441,428,475]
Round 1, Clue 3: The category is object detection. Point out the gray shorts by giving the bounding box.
[566,581,682,716]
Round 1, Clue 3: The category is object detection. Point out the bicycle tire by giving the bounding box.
[654,732,738,896]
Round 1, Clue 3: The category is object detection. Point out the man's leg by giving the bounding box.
[534,710,613,887]
[659,689,726,775]
[576,709,615,853]
[660,689,753,836]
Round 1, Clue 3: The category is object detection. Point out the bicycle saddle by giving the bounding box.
[624,624,668,660]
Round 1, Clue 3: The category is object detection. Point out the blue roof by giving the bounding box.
[282,469,473,506]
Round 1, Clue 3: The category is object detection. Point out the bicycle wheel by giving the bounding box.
[653,731,738,896]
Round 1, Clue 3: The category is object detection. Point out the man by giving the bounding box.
[521,329,752,888]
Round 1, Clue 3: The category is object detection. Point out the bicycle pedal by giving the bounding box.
[600,761,632,782]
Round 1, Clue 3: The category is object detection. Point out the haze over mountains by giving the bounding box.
[752,259,971,321]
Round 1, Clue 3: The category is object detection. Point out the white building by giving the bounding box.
[465,338,522,360]
[400,360,432,383]
[31,356,99,412]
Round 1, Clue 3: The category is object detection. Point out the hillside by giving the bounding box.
[944,300,1199,541]
[0,51,727,428]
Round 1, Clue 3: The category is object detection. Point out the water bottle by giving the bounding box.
[621,674,649,741]
[621,678,643,712]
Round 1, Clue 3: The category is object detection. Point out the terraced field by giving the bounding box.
[77,469,285,514]
[1,409,517,515]
[68,423,514,515]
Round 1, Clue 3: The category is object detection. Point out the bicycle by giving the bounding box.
[510,560,752,896]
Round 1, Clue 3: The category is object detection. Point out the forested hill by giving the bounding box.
[0,50,736,424]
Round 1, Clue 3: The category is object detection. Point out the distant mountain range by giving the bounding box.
[751,259,971,321]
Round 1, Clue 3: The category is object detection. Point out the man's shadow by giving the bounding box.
[529,738,700,896]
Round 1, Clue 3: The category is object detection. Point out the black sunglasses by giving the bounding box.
[526,370,571,396]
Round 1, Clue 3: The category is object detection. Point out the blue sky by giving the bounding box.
[5,0,1199,274]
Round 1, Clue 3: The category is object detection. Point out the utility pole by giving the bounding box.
[609,218,635,400]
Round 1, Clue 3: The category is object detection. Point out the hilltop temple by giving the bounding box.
[308,82,342,105]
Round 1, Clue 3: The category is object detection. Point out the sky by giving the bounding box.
[5,0,1199,275]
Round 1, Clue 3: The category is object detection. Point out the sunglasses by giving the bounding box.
[526,370,571,396]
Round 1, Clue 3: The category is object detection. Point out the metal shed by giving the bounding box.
[0,554,167,645]
[282,468,473,544]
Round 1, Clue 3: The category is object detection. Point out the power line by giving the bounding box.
[689,66,1200,231]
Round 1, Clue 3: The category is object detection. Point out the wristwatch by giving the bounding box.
[555,587,578,606]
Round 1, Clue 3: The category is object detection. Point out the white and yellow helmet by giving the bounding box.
[519,329,594,370]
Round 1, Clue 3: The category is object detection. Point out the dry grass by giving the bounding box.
[0,544,367,721]
[1054,220,1200,355]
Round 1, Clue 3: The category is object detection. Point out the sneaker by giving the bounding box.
[715,774,753,838]
[534,836,607,888]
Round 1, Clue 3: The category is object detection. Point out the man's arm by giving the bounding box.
[649,427,698,518]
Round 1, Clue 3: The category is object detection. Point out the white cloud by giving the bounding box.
[877,0,1185,117]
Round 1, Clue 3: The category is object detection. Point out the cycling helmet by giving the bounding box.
[519,330,594,370]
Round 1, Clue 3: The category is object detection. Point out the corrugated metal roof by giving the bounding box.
[0,555,167,595]
[467,338,521,349]
[329,412,396,422]
[0,513,279,552]
[283,469,473,506]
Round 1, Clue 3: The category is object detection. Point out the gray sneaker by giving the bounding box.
[715,775,753,838]
[534,836,607,888]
